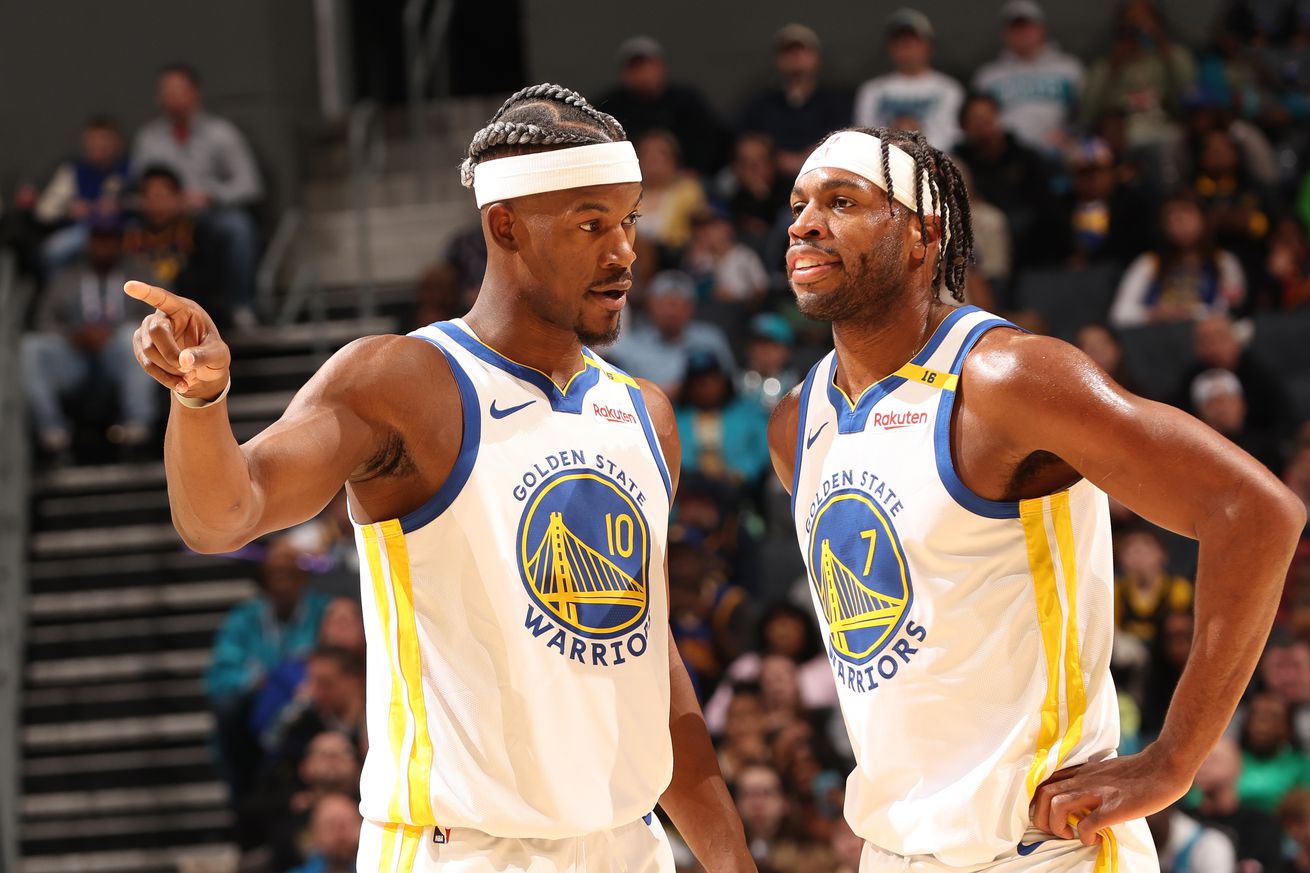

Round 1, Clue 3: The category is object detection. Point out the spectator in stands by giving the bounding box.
[287,491,362,599]
[706,603,838,736]
[22,223,155,460]
[1110,192,1246,327]
[1169,93,1280,192]
[735,762,800,864]
[33,117,130,278]
[634,129,707,258]
[598,36,727,176]
[1190,369,1284,474]
[719,134,791,255]
[1190,737,1288,873]
[674,472,764,596]
[1192,126,1273,281]
[1265,216,1310,311]
[132,64,263,327]
[1141,609,1194,740]
[972,1,1084,157]
[1281,788,1310,873]
[241,729,361,872]
[318,598,365,659]
[287,791,361,873]
[1082,0,1197,147]
[1076,323,1144,394]
[1114,525,1193,645]
[715,683,770,782]
[738,313,799,414]
[853,9,965,151]
[414,224,485,328]
[1146,805,1237,873]
[738,24,853,178]
[831,817,865,873]
[608,270,735,396]
[206,535,330,800]
[1175,314,1293,436]
[122,166,226,320]
[683,207,769,305]
[1239,691,1310,813]
[952,92,1051,247]
[954,163,1012,302]
[675,351,772,486]
[668,534,748,696]
[1029,138,1152,269]
[265,645,367,773]
[1260,636,1310,749]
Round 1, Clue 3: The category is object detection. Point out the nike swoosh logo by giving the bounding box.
[1016,840,1048,857]
[806,421,829,449]
[490,399,535,419]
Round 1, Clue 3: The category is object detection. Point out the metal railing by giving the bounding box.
[348,99,385,321]
[0,249,31,873]
[403,0,455,199]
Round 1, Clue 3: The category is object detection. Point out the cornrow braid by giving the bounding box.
[845,126,975,302]
[461,82,626,189]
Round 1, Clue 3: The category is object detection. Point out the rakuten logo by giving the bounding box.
[871,410,928,430]
[594,403,638,425]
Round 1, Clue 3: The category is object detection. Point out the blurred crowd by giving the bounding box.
[9,0,1310,871]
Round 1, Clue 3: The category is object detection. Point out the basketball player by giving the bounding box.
[769,127,1305,872]
[125,84,755,873]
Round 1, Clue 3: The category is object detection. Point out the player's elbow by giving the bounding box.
[1271,484,1309,544]
[171,513,254,555]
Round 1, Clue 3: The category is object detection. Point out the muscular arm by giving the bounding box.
[767,386,802,494]
[968,333,1306,841]
[639,379,754,873]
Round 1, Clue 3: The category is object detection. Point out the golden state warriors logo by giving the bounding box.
[518,470,650,640]
[807,489,912,665]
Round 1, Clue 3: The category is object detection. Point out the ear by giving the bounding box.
[484,203,519,252]
[909,213,943,258]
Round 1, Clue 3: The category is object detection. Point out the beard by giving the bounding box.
[521,282,624,348]
[576,310,622,347]
[791,228,907,326]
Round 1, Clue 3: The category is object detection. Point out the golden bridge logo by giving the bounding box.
[518,471,649,639]
[808,491,912,665]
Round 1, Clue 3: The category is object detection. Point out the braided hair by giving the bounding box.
[841,126,974,302]
[460,83,627,189]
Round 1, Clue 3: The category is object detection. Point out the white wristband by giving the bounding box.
[175,378,231,409]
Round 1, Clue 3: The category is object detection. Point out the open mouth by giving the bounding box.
[588,287,628,311]
[787,248,841,283]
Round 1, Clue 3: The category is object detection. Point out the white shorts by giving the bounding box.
[860,820,1159,873]
[358,814,676,873]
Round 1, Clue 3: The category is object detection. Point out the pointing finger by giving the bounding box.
[124,280,189,316]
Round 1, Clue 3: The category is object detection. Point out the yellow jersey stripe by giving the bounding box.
[377,821,401,873]
[395,824,424,873]
[1051,492,1088,769]
[363,526,409,822]
[1020,496,1064,798]
[381,520,438,825]
[895,362,959,392]
[1093,826,1119,873]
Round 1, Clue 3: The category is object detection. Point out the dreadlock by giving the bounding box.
[460,83,627,188]
[840,126,974,302]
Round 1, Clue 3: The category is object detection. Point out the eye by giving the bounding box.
[833,196,855,209]
[579,220,600,232]
[622,211,642,227]
[790,202,806,217]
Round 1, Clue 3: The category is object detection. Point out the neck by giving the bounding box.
[830,291,947,398]
[463,272,587,388]
[897,63,929,76]
[783,74,817,102]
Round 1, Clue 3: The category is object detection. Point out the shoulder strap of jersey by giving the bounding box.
[790,351,835,515]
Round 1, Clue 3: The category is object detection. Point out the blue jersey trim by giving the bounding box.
[626,383,673,499]
[398,336,482,532]
[932,317,1023,519]
[826,305,979,433]
[433,321,601,414]
[790,357,824,516]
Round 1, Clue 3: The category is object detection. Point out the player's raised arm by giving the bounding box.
[123,280,453,553]
[971,330,1306,843]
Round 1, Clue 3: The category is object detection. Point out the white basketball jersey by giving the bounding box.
[790,306,1122,866]
[353,318,673,839]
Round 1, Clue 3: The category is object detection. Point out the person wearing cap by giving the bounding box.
[1191,368,1284,474]
[852,8,964,151]
[599,35,728,176]
[972,0,1085,157]
[23,220,155,460]
[770,124,1304,870]
[738,24,854,177]
[121,83,755,873]
[608,269,738,397]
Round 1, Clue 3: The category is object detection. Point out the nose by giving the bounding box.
[602,224,637,270]
[788,201,827,243]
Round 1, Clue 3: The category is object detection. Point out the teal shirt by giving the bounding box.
[1238,747,1310,813]
[676,400,772,483]
[205,591,330,698]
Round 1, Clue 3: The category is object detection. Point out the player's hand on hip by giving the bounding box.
[124,280,232,402]
[1029,751,1191,846]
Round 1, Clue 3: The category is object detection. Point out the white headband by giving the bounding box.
[471,141,642,207]
[798,131,944,219]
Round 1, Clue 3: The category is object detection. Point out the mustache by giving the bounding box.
[788,242,840,258]
[589,269,633,289]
